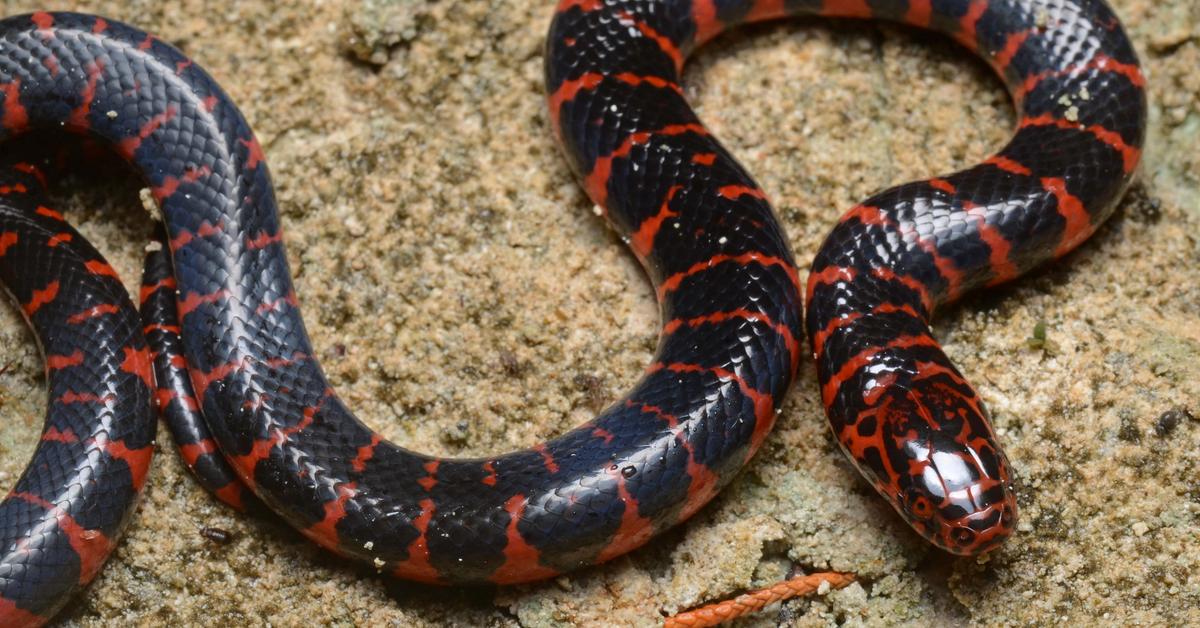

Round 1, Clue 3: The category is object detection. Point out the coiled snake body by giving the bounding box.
[0,1,1145,623]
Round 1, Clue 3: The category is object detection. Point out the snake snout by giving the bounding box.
[900,433,1018,556]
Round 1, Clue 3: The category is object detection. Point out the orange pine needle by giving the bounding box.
[664,571,856,628]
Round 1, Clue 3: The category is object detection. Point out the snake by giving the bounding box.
[0,146,155,625]
[0,0,1144,623]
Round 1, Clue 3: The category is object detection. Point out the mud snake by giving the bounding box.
[0,1,1145,624]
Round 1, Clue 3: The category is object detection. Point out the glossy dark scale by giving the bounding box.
[0,0,1146,619]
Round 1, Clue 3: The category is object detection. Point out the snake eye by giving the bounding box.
[905,492,935,521]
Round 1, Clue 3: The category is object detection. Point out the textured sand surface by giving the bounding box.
[0,0,1196,625]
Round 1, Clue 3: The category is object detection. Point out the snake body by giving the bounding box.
[0,153,154,625]
[0,1,1145,622]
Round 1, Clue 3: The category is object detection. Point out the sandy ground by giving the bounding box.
[0,0,1196,625]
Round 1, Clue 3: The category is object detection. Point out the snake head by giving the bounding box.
[895,427,1018,556]
[835,355,1018,556]
[882,366,1019,556]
